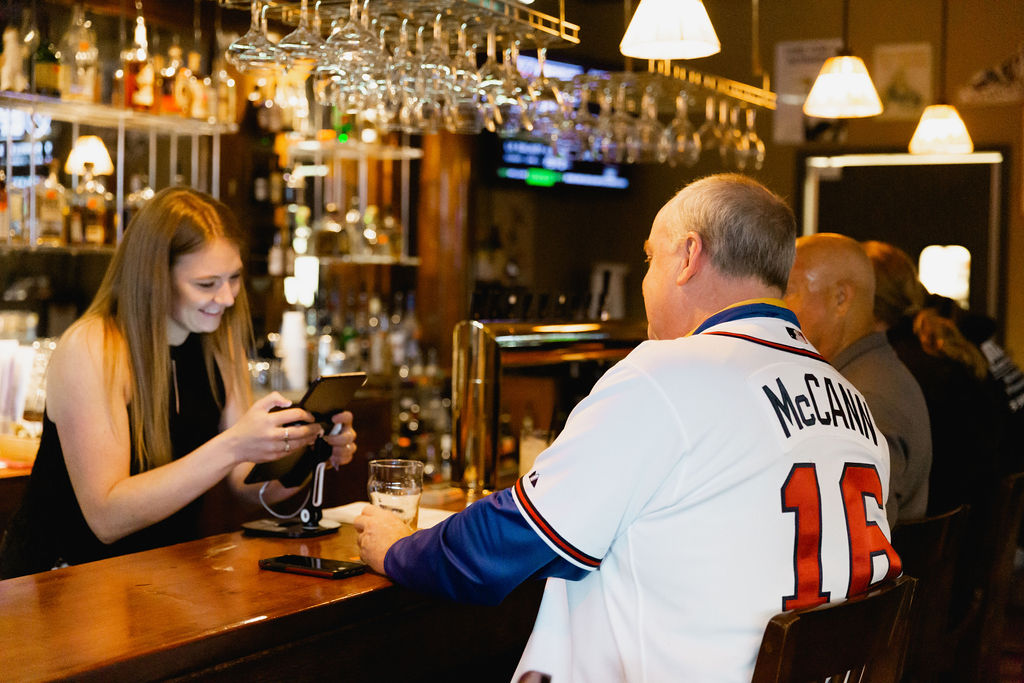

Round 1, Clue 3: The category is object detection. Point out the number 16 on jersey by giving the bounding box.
[781,462,902,611]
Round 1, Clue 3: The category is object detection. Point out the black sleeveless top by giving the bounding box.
[0,333,225,579]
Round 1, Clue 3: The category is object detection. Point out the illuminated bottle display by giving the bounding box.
[32,14,62,97]
[59,3,99,102]
[36,161,68,246]
[123,0,154,111]
[70,162,109,245]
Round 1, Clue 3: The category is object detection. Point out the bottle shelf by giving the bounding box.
[317,254,421,267]
[287,140,424,162]
[0,92,237,136]
[0,242,116,256]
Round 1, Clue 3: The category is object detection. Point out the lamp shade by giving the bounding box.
[802,55,884,118]
[908,104,974,154]
[64,135,114,176]
[619,0,721,60]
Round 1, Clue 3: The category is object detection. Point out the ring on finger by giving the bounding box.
[283,428,290,451]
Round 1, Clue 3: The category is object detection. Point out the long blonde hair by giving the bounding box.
[861,240,927,328]
[76,187,254,471]
[863,240,988,379]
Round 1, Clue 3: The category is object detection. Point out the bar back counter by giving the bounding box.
[0,522,543,682]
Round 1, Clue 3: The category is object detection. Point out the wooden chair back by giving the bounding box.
[751,575,917,683]
[967,470,1024,682]
[891,504,970,681]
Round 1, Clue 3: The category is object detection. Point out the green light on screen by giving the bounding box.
[526,168,561,187]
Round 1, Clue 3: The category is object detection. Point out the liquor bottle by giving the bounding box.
[70,162,109,245]
[0,169,8,241]
[1,25,28,93]
[362,204,381,252]
[381,205,403,259]
[185,50,208,120]
[13,8,38,94]
[313,203,344,256]
[158,41,183,115]
[59,3,99,103]
[366,293,390,378]
[32,14,62,97]
[124,173,154,228]
[35,161,67,246]
[343,197,365,255]
[123,1,154,111]
[6,185,25,244]
[212,43,237,124]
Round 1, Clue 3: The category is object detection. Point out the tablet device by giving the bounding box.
[244,372,367,486]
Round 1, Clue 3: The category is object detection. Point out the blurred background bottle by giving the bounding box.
[35,161,67,246]
[123,0,154,111]
[124,174,154,228]
[32,13,62,97]
[59,3,99,103]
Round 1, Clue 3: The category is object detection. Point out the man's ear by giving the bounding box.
[833,279,854,315]
[676,231,703,285]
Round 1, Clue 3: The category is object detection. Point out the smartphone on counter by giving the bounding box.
[258,554,367,579]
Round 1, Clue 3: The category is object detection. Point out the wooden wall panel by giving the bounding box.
[416,133,475,369]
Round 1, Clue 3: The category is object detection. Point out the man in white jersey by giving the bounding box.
[355,174,901,682]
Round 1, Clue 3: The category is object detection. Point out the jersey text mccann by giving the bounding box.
[762,374,878,444]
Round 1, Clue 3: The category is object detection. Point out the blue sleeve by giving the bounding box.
[382,487,590,605]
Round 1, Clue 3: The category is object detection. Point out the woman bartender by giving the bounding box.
[0,187,357,579]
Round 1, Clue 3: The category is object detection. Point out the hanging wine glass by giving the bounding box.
[722,104,750,170]
[226,1,281,74]
[390,18,421,132]
[357,0,392,128]
[608,80,639,164]
[323,0,381,114]
[592,82,618,163]
[696,94,724,162]
[477,23,508,133]
[662,89,701,167]
[407,17,452,134]
[744,107,766,171]
[715,98,732,166]
[552,74,597,161]
[633,84,666,163]
[445,23,484,134]
[501,37,534,134]
[527,41,565,146]
[276,0,323,75]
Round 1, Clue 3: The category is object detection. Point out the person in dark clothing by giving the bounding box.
[0,188,358,579]
[863,240,1006,517]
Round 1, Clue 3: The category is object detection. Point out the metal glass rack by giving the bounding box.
[217,0,580,48]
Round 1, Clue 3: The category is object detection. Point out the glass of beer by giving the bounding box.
[367,459,424,529]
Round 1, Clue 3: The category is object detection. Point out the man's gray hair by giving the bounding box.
[664,173,797,291]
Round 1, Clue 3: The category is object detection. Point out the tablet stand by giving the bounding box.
[241,460,341,538]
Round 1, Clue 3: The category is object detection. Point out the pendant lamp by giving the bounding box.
[909,0,973,153]
[803,0,882,118]
[619,0,721,61]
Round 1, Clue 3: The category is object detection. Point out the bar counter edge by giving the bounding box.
[0,523,543,683]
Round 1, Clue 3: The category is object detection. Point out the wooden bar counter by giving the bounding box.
[0,522,543,682]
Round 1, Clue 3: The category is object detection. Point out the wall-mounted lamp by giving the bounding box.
[909,0,973,154]
[802,0,883,118]
[64,135,114,176]
[619,0,721,61]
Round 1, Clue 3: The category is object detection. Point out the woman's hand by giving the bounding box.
[321,411,357,469]
[224,392,323,464]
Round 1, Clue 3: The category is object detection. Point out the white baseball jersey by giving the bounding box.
[511,301,899,682]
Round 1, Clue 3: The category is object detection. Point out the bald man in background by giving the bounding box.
[785,233,932,524]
